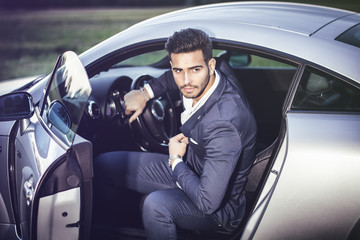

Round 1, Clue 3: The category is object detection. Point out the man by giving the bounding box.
[95,28,257,239]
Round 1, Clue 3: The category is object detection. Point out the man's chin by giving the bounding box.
[182,93,197,99]
[181,88,203,99]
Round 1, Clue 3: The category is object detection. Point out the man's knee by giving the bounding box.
[142,191,173,223]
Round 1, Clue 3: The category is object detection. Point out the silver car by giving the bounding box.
[0,2,359,240]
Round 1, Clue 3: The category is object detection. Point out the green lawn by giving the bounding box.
[0,2,359,81]
[0,8,179,81]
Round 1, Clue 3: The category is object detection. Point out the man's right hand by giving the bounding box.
[169,133,189,159]
[124,89,148,123]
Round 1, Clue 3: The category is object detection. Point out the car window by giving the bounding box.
[115,50,168,66]
[41,52,91,147]
[336,23,360,48]
[215,50,294,69]
[115,49,294,70]
[292,67,360,112]
[245,55,293,68]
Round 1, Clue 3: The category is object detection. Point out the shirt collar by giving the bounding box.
[181,70,220,125]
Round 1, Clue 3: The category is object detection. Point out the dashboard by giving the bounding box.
[78,66,169,155]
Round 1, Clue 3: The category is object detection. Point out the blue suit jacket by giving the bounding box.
[149,61,257,232]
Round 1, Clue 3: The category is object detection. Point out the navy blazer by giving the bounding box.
[149,61,257,232]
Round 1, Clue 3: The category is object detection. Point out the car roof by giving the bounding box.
[135,2,353,36]
[81,2,360,83]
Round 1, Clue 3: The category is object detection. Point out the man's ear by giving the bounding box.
[208,58,216,75]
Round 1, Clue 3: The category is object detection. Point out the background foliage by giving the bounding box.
[1,0,358,9]
[0,8,178,80]
[0,0,359,81]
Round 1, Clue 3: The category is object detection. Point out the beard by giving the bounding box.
[180,73,211,99]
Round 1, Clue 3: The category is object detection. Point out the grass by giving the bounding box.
[0,2,359,81]
[0,7,179,81]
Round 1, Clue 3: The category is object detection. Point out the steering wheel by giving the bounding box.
[129,75,178,153]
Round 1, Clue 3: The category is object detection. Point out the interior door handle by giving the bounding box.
[24,176,34,206]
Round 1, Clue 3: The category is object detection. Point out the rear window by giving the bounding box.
[292,67,360,112]
[336,23,360,48]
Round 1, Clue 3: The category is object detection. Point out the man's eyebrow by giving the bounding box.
[172,67,182,71]
[172,65,204,70]
[189,65,204,69]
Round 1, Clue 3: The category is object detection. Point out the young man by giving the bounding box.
[95,28,257,239]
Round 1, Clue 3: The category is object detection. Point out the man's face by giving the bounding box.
[170,50,215,102]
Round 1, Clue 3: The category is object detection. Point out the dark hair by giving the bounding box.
[165,28,212,62]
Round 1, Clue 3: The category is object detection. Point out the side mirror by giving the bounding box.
[0,92,34,121]
[47,101,72,134]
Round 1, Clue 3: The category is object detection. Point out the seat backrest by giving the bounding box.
[245,140,276,193]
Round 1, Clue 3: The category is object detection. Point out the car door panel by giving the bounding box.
[14,108,65,237]
[37,187,80,240]
[0,126,18,240]
[15,120,93,239]
[251,113,360,239]
[3,51,93,240]
[241,133,288,240]
[35,148,83,240]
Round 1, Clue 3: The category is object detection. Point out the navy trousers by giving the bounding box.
[94,151,220,240]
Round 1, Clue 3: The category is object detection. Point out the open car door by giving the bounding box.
[1,51,93,240]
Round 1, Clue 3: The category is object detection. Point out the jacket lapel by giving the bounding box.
[180,71,227,136]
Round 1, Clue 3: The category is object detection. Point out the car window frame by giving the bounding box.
[287,63,360,114]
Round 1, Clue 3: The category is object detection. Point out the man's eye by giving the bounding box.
[174,69,182,73]
[193,68,200,72]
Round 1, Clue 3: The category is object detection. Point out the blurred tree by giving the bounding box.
[0,0,186,8]
[0,0,358,11]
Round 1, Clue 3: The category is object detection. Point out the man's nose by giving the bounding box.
[184,72,191,85]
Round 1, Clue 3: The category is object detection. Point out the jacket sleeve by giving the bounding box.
[148,70,178,97]
[173,120,242,214]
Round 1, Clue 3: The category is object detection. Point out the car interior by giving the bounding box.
[77,41,299,239]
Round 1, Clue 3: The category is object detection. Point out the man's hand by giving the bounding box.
[124,89,148,123]
[169,133,189,159]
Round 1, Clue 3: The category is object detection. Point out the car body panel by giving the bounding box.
[0,76,39,96]
[136,2,352,36]
[81,2,360,83]
[250,112,360,239]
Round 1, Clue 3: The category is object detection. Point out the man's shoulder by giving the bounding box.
[212,82,254,123]
[204,93,243,122]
